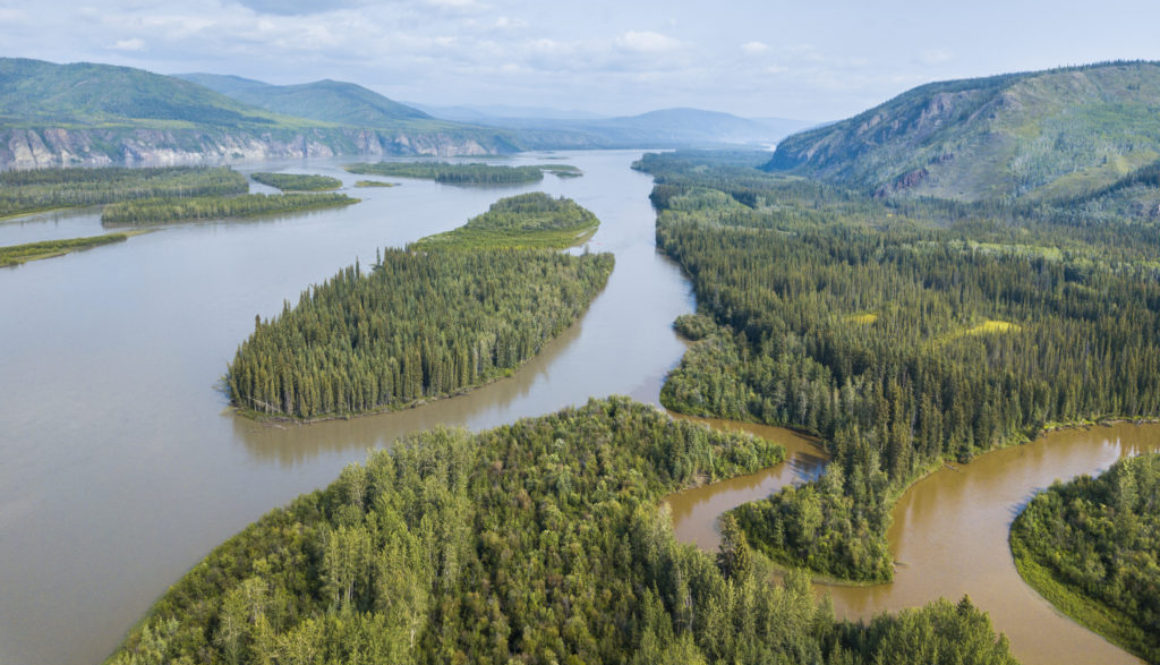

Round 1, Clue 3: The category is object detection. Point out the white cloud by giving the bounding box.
[615,30,681,54]
[741,41,768,55]
[112,38,146,51]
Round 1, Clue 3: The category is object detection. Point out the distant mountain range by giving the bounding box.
[0,58,801,168]
[765,61,1160,202]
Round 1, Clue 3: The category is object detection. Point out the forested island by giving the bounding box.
[412,192,599,250]
[1010,453,1160,663]
[105,397,1016,665]
[636,150,1160,583]
[0,166,247,218]
[100,192,358,225]
[250,172,343,191]
[343,161,580,185]
[0,233,132,267]
[226,194,611,420]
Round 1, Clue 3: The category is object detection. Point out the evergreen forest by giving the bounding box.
[1010,453,1160,664]
[343,161,576,185]
[105,398,1016,665]
[226,194,612,419]
[0,165,247,218]
[101,192,357,224]
[250,172,343,191]
[635,150,1160,582]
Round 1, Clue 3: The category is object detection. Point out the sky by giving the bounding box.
[3,0,1160,121]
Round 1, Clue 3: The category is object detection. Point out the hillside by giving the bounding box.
[0,58,519,168]
[177,73,433,126]
[766,61,1160,201]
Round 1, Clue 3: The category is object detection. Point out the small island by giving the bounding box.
[344,161,581,185]
[0,233,132,267]
[411,192,599,250]
[100,192,358,225]
[226,193,612,420]
[250,172,342,191]
[1010,453,1160,664]
[353,180,399,188]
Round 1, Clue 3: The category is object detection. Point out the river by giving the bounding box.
[0,151,694,665]
[0,151,1151,665]
[667,419,1159,665]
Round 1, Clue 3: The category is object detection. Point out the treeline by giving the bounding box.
[0,233,129,267]
[1011,453,1160,664]
[227,248,613,419]
[412,192,600,250]
[344,161,571,185]
[251,172,342,191]
[105,397,1016,665]
[0,165,247,218]
[100,192,357,224]
[640,151,1160,582]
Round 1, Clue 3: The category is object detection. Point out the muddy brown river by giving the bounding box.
[0,150,1152,665]
[668,420,1160,665]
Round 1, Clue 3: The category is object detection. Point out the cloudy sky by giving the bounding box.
[2,0,1159,121]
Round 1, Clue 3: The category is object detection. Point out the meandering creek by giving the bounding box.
[0,151,1151,665]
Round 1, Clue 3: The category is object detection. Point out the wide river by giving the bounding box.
[0,151,1150,665]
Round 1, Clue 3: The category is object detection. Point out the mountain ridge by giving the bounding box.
[765,60,1160,201]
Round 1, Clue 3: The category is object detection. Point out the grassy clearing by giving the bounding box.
[846,313,879,325]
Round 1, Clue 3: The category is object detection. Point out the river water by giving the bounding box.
[667,419,1160,665]
[1,151,1151,665]
[0,151,694,665]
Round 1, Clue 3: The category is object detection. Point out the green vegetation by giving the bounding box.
[0,166,247,218]
[100,192,357,225]
[0,233,130,266]
[344,161,580,185]
[637,150,1160,583]
[411,192,599,250]
[1011,454,1160,664]
[769,61,1160,201]
[105,397,1016,665]
[354,180,398,188]
[227,194,612,420]
[250,172,342,191]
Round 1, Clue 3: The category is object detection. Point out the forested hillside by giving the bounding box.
[637,150,1160,582]
[1011,454,1160,664]
[767,61,1160,201]
[105,398,1016,665]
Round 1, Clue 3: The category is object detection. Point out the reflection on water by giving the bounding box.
[670,418,1160,665]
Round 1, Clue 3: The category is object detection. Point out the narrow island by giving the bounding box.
[104,397,1016,665]
[100,192,358,225]
[250,172,342,191]
[344,161,581,185]
[0,166,247,219]
[1010,454,1160,664]
[412,192,599,250]
[353,180,398,188]
[0,232,134,267]
[226,193,612,420]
